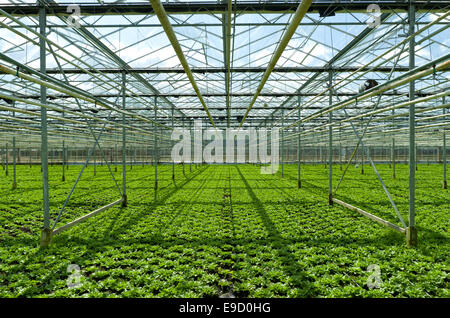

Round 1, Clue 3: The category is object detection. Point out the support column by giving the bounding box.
[281,106,284,178]
[328,71,333,205]
[5,143,8,176]
[39,6,51,247]
[392,138,396,179]
[181,117,185,175]
[406,3,417,247]
[121,72,127,207]
[62,140,65,181]
[392,109,396,179]
[297,96,301,188]
[12,137,16,189]
[189,120,192,172]
[339,123,342,171]
[171,105,175,180]
[154,97,158,190]
[443,104,447,189]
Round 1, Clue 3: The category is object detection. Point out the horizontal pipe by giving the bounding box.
[15,91,438,100]
[280,11,450,124]
[0,91,165,138]
[240,0,313,127]
[332,198,406,234]
[287,58,450,129]
[52,199,123,236]
[149,0,216,128]
[0,63,170,129]
[42,66,411,74]
[0,10,175,121]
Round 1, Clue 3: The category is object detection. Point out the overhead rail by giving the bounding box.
[149,0,216,128]
[0,62,169,129]
[274,10,450,126]
[0,8,180,124]
[239,0,313,127]
[43,0,189,122]
[42,66,412,74]
[284,55,450,130]
[0,91,169,138]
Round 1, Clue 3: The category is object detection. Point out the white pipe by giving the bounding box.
[239,0,313,127]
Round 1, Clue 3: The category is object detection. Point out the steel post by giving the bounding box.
[5,143,8,176]
[121,72,127,207]
[407,3,417,246]
[392,138,396,179]
[443,103,447,189]
[339,123,342,171]
[12,136,16,189]
[328,71,333,205]
[172,105,175,180]
[190,121,192,172]
[39,6,51,247]
[182,117,185,175]
[93,144,97,176]
[392,109,396,178]
[281,106,284,178]
[297,96,301,188]
[271,114,274,174]
[154,97,158,190]
[62,140,65,181]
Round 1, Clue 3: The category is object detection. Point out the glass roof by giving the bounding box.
[0,0,448,148]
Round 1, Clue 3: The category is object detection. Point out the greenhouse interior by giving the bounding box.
[0,0,448,299]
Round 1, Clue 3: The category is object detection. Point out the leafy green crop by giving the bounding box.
[0,163,448,297]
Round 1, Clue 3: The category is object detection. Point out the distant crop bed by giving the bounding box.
[0,163,448,297]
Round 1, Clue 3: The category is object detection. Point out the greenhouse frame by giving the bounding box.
[0,0,448,299]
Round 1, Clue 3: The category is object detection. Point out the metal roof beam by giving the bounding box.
[2,1,448,16]
[12,91,437,100]
[42,66,411,74]
[262,12,392,122]
[149,0,216,127]
[43,0,187,121]
[239,0,313,127]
